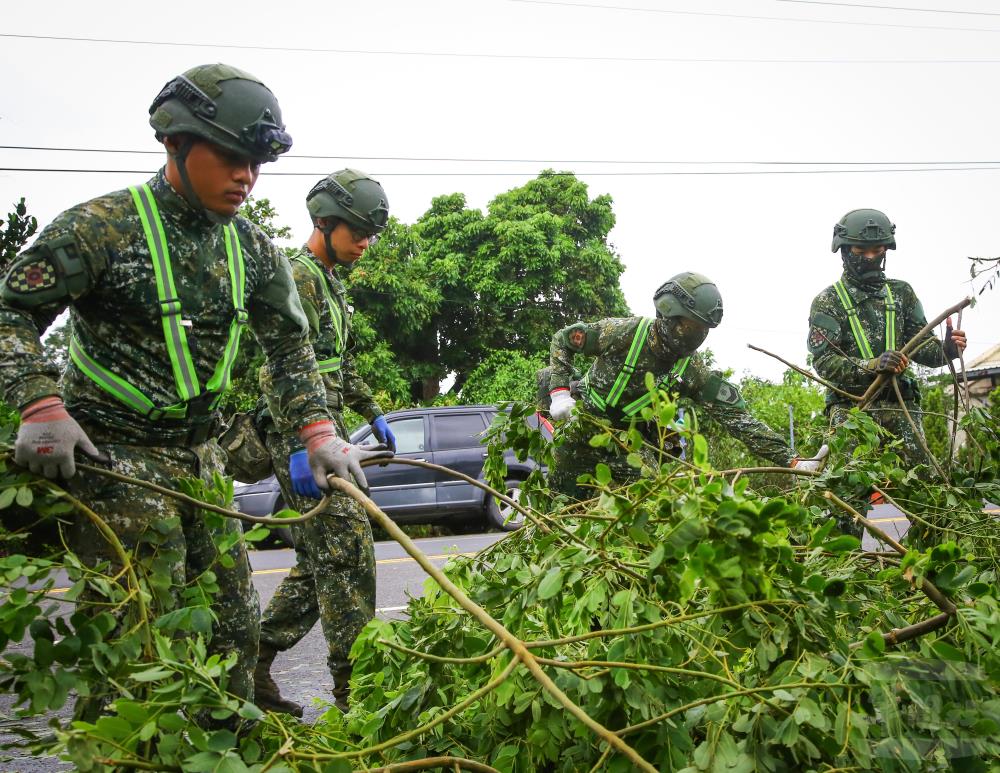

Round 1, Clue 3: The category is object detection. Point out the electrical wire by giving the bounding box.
[3,32,1000,65]
[4,166,1000,177]
[774,0,1000,18]
[3,145,1000,166]
[506,0,1000,34]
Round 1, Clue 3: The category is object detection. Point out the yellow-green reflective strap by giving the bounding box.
[884,284,896,351]
[204,223,249,399]
[833,280,896,361]
[604,318,652,409]
[71,186,247,419]
[292,255,345,356]
[69,336,185,419]
[131,184,201,401]
[317,357,343,373]
[622,356,691,417]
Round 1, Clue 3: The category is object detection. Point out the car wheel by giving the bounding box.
[487,480,526,531]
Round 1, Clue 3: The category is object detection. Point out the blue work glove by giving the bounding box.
[371,415,396,453]
[289,448,323,500]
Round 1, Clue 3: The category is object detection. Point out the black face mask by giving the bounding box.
[653,316,709,358]
[842,246,886,286]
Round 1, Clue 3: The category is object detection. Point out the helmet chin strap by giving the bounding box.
[317,221,354,270]
[171,137,236,226]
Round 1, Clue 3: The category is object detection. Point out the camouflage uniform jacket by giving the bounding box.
[0,170,329,445]
[807,271,949,407]
[259,247,381,433]
[549,316,794,466]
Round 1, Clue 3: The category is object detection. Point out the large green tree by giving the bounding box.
[348,171,629,400]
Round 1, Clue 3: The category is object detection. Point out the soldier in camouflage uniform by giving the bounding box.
[547,272,826,499]
[0,64,388,718]
[253,170,394,716]
[807,209,966,466]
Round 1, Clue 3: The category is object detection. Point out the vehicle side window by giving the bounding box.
[389,418,426,454]
[433,413,488,451]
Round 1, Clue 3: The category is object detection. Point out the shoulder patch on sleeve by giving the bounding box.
[562,322,593,353]
[700,372,746,408]
[6,260,58,293]
[808,310,840,352]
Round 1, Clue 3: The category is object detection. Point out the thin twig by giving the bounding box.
[859,297,972,409]
[890,377,947,482]
[75,461,329,525]
[747,344,862,402]
[359,758,501,773]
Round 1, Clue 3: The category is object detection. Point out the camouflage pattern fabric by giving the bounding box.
[0,170,329,444]
[66,439,259,710]
[257,414,375,698]
[257,246,381,699]
[259,248,381,429]
[807,271,949,409]
[546,316,793,498]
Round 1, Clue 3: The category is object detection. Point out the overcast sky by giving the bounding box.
[3,0,999,385]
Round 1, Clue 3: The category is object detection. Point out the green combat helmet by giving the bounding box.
[150,63,292,162]
[831,208,896,253]
[653,272,724,328]
[306,169,390,265]
[149,63,292,222]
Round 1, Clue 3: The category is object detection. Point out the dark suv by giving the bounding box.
[233,405,551,540]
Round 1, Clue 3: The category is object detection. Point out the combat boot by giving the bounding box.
[254,644,303,718]
[331,668,351,714]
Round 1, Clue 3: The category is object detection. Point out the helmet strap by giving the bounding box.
[171,136,235,225]
[315,218,354,270]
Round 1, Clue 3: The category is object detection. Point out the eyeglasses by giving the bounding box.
[348,226,379,246]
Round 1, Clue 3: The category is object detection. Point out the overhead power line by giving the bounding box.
[775,1,1000,18]
[3,32,1000,65]
[3,145,1000,167]
[507,0,1000,34]
[4,166,1000,177]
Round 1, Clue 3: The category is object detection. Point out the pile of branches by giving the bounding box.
[0,302,998,771]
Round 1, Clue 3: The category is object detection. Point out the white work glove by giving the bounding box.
[15,396,108,479]
[791,444,830,474]
[549,388,576,421]
[299,420,393,495]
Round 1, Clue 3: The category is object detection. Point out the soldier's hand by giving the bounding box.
[944,328,967,359]
[549,388,576,421]
[790,444,829,474]
[370,415,396,453]
[289,448,323,500]
[14,396,109,479]
[299,420,393,495]
[867,350,908,374]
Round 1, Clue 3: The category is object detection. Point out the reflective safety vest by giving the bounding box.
[69,183,248,420]
[583,317,691,418]
[291,254,346,374]
[832,279,896,360]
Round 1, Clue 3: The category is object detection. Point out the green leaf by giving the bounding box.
[15,486,33,507]
[0,487,16,509]
[821,535,861,553]
[593,464,612,486]
[537,567,565,600]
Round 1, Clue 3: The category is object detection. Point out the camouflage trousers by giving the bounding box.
[549,417,657,500]
[66,439,260,709]
[828,401,928,538]
[258,415,376,694]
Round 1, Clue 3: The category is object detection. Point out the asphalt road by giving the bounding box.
[0,510,909,772]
